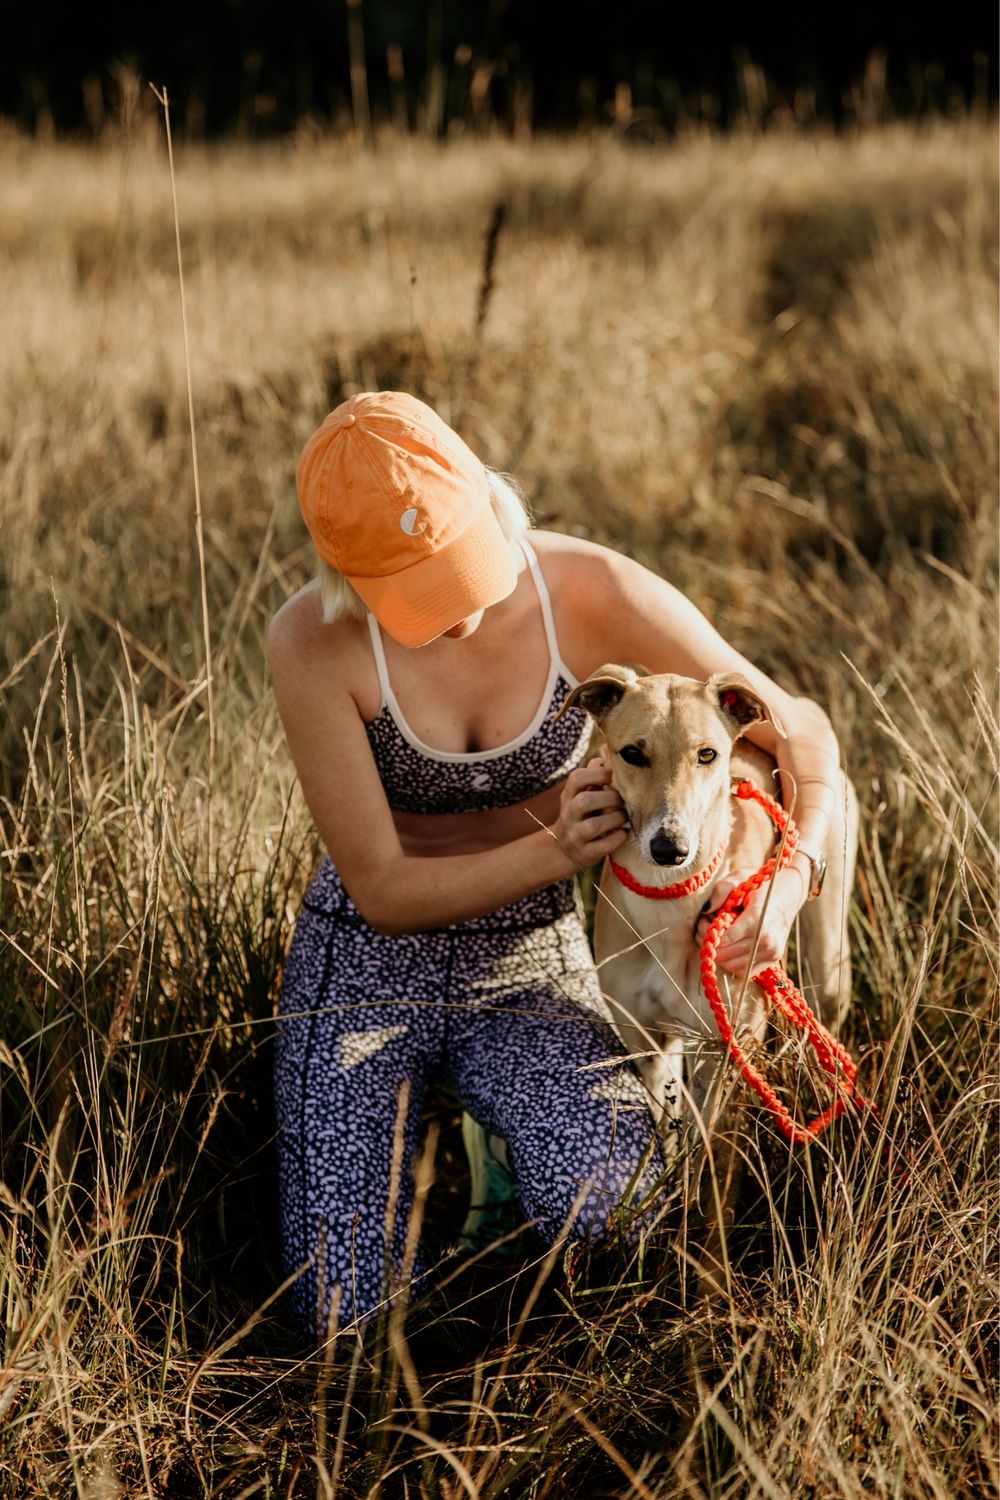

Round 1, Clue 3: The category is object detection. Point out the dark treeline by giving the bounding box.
[5,0,997,137]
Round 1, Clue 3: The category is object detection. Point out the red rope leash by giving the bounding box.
[610,779,876,1145]
[700,779,875,1144]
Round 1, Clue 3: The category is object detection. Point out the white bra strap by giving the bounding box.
[366,612,392,707]
[520,537,561,663]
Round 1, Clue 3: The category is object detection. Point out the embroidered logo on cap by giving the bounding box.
[399,507,427,537]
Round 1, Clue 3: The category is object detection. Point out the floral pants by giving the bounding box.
[274,857,664,1336]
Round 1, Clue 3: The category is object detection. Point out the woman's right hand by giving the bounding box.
[550,758,629,868]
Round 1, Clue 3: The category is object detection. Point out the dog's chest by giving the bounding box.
[625,933,712,1036]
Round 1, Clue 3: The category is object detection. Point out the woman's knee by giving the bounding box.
[515,1116,664,1249]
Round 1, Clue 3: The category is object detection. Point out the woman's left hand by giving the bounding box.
[696,865,808,977]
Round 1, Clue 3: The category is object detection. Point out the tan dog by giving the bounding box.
[564,663,856,1161]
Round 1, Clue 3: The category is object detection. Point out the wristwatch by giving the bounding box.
[793,839,828,901]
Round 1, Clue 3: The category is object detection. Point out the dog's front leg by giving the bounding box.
[686,987,767,1307]
[623,1026,686,1160]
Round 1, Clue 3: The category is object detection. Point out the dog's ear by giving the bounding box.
[557,662,639,723]
[710,672,786,737]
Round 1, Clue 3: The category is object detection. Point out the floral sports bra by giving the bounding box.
[364,540,592,814]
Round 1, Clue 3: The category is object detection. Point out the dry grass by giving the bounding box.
[0,112,997,1497]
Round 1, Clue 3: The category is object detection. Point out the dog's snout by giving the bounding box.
[649,831,690,867]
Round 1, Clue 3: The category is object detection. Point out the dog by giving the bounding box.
[563,663,857,1169]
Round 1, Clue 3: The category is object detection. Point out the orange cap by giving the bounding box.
[296,391,518,647]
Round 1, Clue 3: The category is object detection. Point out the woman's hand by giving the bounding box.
[697,864,808,977]
[550,758,628,869]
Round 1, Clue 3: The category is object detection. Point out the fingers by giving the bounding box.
[574,787,623,817]
[574,821,628,861]
[713,914,786,974]
[715,939,782,976]
[560,760,625,828]
[700,869,782,919]
[562,804,628,849]
[714,931,776,973]
[697,880,738,918]
[699,876,791,975]
[555,816,627,869]
[553,760,629,867]
[695,872,752,929]
[564,759,613,795]
[576,809,627,839]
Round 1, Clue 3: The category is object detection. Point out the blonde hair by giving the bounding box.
[315,468,533,626]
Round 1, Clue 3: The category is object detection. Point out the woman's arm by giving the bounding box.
[267,605,627,935]
[577,546,844,971]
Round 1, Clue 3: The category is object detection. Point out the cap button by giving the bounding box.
[344,413,357,427]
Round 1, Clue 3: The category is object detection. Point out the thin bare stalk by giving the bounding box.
[148,82,215,876]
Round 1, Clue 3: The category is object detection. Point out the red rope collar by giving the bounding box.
[611,778,875,1145]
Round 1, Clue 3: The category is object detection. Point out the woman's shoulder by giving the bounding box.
[267,582,327,666]
[529,527,611,567]
[526,529,645,674]
[527,528,633,599]
[526,527,706,679]
[267,584,374,703]
[269,582,357,649]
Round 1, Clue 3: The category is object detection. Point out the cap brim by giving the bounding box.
[346,514,519,647]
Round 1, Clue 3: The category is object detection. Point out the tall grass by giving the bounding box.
[0,114,996,1496]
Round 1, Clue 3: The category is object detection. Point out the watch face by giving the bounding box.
[813,853,828,899]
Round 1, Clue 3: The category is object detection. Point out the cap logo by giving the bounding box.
[399,507,427,537]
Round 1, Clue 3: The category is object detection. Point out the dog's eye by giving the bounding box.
[619,744,649,768]
[697,747,718,765]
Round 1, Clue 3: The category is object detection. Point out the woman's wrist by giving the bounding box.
[531,822,579,883]
[781,857,811,910]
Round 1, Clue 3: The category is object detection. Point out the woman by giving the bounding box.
[268,390,847,1339]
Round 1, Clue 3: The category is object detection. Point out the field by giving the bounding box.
[0,110,997,1497]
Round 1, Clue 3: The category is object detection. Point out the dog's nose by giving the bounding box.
[649,832,690,866]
